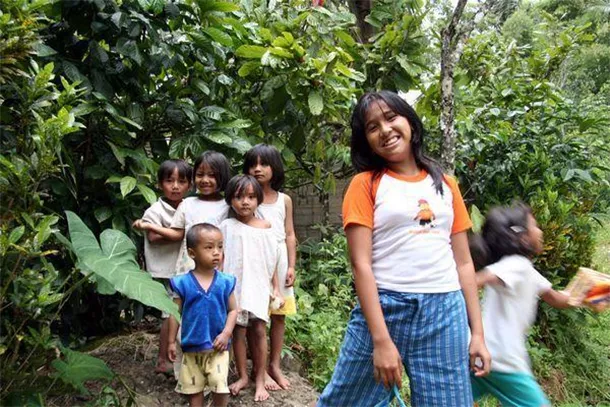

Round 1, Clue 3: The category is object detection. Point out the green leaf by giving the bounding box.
[238,61,260,77]
[33,42,57,57]
[196,0,239,13]
[138,0,165,14]
[137,184,157,204]
[66,211,180,320]
[308,90,324,116]
[51,347,114,394]
[218,119,253,129]
[193,79,210,95]
[116,39,143,65]
[120,176,137,198]
[94,207,113,224]
[470,205,484,234]
[9,226,25,245]
[205,131,232,144]
[202,27,233,47]
[269,47,293,58]
[235,45,268,59]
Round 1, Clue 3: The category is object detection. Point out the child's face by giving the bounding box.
[248,157,272,185]
[188,229,223,270]
[159,168,190,204]
[231,184,258,219]
[194,164,218,196]
[525,214,544,254]
[364,101,413,165]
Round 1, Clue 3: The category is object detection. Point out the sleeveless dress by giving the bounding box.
[256,192,297,315]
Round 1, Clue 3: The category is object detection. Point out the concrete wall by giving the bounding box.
[288,177,350,242]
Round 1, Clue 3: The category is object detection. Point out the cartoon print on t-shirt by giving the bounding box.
[414,199,436,228]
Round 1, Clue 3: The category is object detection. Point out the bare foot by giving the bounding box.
[229,377,249,396]
[254,380,270,402]
[154,360,173,374]
[264,372,282,391]
[268,365,290,389]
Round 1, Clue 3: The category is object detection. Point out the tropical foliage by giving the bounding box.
[1,0,608,404]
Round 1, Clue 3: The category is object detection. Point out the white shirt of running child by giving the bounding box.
[141,198,182,279]
[170,196,229,275]
[481,254,552,374]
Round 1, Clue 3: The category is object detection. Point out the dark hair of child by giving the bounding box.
[186,223,221,250]
[242,144,285,191]
[469,202,536,271]
[224,175,264,218]
[157,159,192,184]
[350,90,445,195]
[193,151,231,192]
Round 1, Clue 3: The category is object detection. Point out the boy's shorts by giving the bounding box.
[175,350,229,395]
[471,371,550,407]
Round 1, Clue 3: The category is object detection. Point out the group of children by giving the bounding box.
[134,90,592,407]
[133,145,296,406]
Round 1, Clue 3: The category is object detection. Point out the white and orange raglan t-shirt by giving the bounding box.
[342,169,472,293]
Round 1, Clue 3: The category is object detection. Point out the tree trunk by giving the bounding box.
[440,0,492,174]
[347,0,374,42]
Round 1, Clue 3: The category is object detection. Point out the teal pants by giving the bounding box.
[471,371,550,407]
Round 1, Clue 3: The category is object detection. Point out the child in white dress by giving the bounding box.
[244,144,297,390]
[220,175,281,402]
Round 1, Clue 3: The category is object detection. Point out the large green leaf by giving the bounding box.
[66,211,180,320]
[235,45,268,59]
[51,347,114,394]
[196,0,239,13]
[308,90,324,116]
[120,176,137,198]
[202,27,233,47]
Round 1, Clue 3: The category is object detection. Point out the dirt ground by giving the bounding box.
[82,330,319,407]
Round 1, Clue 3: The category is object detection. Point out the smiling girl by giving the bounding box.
[317,91,491,407]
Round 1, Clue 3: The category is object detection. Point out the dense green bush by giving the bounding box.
[286,231,353,389]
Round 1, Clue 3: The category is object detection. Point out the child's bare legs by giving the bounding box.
[188,392,204,407]
[211,392,229,407]
[155,318,171,372]
[267,314,290,389]
[250,319,270,401]
[229,326,249,395]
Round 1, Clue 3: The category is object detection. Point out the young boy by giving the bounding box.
[168,223,237,407]
[135,159,191,373]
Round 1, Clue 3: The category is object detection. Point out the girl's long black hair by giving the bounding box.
[193,151,231,193]
[469,202,535,271]
[243,144,285,191]
[350,90,445,195]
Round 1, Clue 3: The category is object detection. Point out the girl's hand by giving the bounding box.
[373,338,403,389]
[469,334,491,377]
[168,342,177,362]
[213,332,231,351]
[286,267,296,287]
[132,219,148,230]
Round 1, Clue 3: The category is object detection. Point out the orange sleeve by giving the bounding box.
[444,175,472,235]
[342,172,380,230]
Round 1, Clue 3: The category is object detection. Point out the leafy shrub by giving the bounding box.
[450,27,610,403]
[286,231,354,389]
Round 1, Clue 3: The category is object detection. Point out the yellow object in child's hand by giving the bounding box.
[565,268,610,312]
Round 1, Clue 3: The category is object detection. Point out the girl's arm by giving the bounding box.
[346,225,403,389]
[475,269,503,289]
[284,194,297,287]
[214,292,238,351]
[451,231,492,377]
[133,220,184,242]
[541,289,571,309]
[167,297,182,362]
[147,231,168,244]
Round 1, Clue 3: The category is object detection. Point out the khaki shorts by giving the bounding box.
[175,350,229,395]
